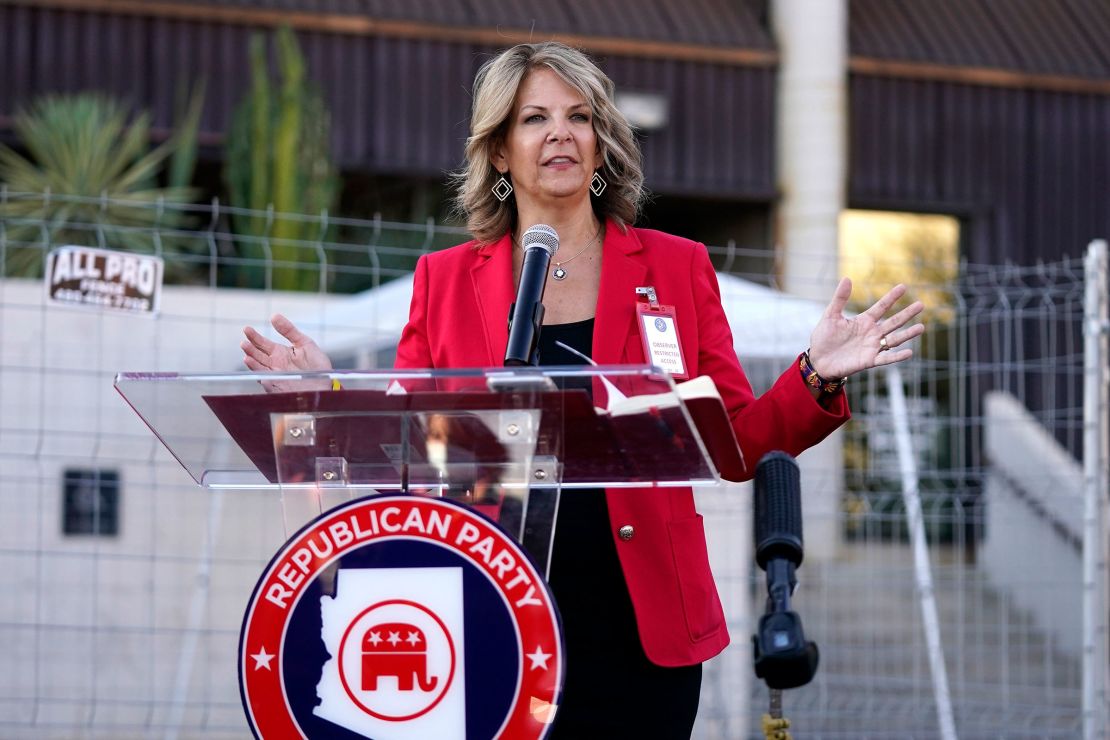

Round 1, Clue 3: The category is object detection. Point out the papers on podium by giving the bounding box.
[604,374,746,482]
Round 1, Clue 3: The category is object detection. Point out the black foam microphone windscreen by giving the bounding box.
[754,451,804,570]
[504,224,559,366]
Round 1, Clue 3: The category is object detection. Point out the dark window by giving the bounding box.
[62,469,120,536]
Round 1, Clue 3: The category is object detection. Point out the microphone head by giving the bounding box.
[754,451,804,570]
[521,224,559,257]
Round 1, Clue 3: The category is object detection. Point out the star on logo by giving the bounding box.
[367,631,382,647]
[406,631,422,647]
[387,631,401,646]
[526,646,551,671]
[251,646,274,671]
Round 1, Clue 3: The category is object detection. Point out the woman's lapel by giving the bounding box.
[469,233,515,366]
[594,222,647,365]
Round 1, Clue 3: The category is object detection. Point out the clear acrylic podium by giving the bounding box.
[114,365,730,572]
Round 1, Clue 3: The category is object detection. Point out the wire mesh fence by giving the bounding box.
[728,251,1099,739]
[0,194,1104,739]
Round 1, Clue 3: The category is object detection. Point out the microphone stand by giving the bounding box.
[762,693,790,740]
[751,452,820,740]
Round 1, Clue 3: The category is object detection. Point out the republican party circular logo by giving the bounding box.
[239,495,564,739]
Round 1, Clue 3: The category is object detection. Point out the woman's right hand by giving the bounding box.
[242,314,334,390]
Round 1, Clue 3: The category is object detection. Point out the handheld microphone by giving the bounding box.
[504,224,559,366]
[752,451,819,690]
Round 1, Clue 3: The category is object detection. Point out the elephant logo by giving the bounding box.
[361,622,438,692]
[336,598,457,722]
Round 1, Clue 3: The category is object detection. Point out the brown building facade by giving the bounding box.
[1,0,1108,263]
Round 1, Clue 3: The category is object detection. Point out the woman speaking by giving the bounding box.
[242,41,924,738]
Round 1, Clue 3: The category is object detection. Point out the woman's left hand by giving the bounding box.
[241,313,334,393]
[807,278,926,379]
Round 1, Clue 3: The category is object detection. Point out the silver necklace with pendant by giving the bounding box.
[550,223,604,281]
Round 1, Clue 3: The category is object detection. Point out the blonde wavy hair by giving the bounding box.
[452,42,645,245]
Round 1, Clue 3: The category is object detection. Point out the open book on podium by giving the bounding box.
[114,365,743,573]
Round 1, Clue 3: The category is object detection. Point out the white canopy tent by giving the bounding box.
[289,271,827,367]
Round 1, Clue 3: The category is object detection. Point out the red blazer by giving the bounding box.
[395,221,849,666]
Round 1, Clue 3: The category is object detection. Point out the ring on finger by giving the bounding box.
[879,335,889,352]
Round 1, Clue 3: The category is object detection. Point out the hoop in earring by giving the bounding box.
[590,171,607,197]
[492,175,514,202]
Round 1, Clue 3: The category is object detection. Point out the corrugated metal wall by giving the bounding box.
[847,73,1109,456]
[847,0,1110,459]
[850,0,1110,79]
[4,0,1106,255]
[0,2,777,197]
[849,0,1110,265]
[148,0,775,50]
[849,75,1110,264]
[605,55,776,199]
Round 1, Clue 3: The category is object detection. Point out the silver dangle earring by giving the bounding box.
[492,174,514,202]
[590,171,608,197]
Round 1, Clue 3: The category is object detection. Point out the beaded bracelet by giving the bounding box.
[799,351,847,394]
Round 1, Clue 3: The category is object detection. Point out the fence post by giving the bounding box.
[1083,239,1109,740]
[887,365,958,740]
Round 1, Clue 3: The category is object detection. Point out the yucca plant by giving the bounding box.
[0,87,205,278]
[225,26,340,291]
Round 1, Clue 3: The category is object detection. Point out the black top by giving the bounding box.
[538,318,701,738]
[536,317,595,369]
[537,319,616,616]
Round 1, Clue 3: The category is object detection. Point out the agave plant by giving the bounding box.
[0,87,203,278]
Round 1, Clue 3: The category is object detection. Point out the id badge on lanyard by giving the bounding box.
[635,286,689,380]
